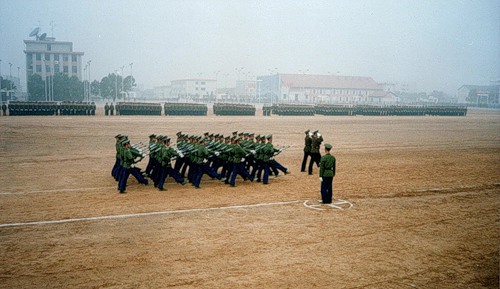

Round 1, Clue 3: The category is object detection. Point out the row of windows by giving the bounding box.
[34,53,78,62]
[36,65,78,73]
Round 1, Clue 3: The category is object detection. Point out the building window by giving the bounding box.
[36,53,41,60]
[283,93,287,99]
[201,82,206,85]
[72,66,77,73]
[36,65,42,72]
[295,94,299,101]
[45,65,50,73]
[201,87,206,91]
[54,65,60,73]
[54,54,59,61]
[45,53,50,60]
[63,66,68,73]
[71,55,77,62]
[47,44,51,51]
[63,54,68,61]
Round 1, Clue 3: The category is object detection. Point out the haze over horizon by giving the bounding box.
[1,0,498,95]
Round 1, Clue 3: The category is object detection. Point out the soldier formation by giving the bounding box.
[314,104,467,116]
[115,102,162,115]
[271,104,316,116]
[112,131,291,193]
[213,103,256,116]
[0,101,467,117]
[3,101,95,116]
[164,103,208,115]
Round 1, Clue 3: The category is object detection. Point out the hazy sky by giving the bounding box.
[1,0,498,94]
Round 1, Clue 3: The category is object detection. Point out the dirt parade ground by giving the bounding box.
[0,108,499,288]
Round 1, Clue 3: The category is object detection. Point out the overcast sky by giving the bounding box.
[1,0,498,94]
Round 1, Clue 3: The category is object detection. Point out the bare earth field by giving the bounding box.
[0,109,499,288]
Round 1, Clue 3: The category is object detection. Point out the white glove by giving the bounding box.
[241,158,245,162]
[142,153,146,158]
[215,151,220,156]
[179,152,184,158]
[279,148,283,152]
[250,150,256,154]
[269,157,274,161]
[131,164,135,168]
[319,177,323,182]
[203,158,208,163]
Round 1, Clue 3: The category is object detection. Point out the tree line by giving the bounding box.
[27,72,135,102]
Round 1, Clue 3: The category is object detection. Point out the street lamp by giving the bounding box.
[120,65,125,99]
[114,70,118,101]
[87,60,92,102]
[83,65,87,102]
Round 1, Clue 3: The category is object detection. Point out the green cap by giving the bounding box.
[325,143,332,149]
[305,129,310,134]
[266,134,272,140]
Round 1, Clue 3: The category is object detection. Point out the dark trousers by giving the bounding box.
[229,162,252,186]
[301,151,310,171]
[270,160,287,174]
[158,165,185,189]
[193,163,221,187]
[118,167,148,192]
[321,177,333,203]
[112,156,121,181]
[308,152,321,174]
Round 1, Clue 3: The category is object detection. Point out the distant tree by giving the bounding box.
[27,74,45,101]
[91,80,100,97]
[99,73,121,101]
[123,75,135,92]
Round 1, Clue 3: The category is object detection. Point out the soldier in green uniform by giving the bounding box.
[1,103,6,116]
[308,130,323,175]
[301,129,312,172]
[319,143,336,204]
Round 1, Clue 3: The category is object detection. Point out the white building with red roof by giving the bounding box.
[256,73,398,104]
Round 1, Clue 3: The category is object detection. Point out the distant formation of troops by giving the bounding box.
[1,101,467,117]
[2,101,96,116]
[112,131,290,193]
[164,103,208,116]
[213,103,256,116]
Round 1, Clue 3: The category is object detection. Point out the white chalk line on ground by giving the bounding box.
[0,200,301,228]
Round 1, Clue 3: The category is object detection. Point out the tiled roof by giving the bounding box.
[279,74,381,90]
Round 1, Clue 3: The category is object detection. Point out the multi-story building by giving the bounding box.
[170,79,216,100]
[257,73,397,104]
[24,37,84,84]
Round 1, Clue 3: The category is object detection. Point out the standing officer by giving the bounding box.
[319,143,336,204]
[104,103,109,116]
[301,129,312,172]
[308,130,323,175]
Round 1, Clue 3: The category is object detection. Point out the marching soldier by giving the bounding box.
[319,143,336,204]
[118,139,148,193]
[301,129,312,172]
[228,138,253,187]
[112,134,126,181]
[308,130,323,175]
[157,137,186,191]
[105,103,109,116]
[192,138,221,189]
[109,103,114,115]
